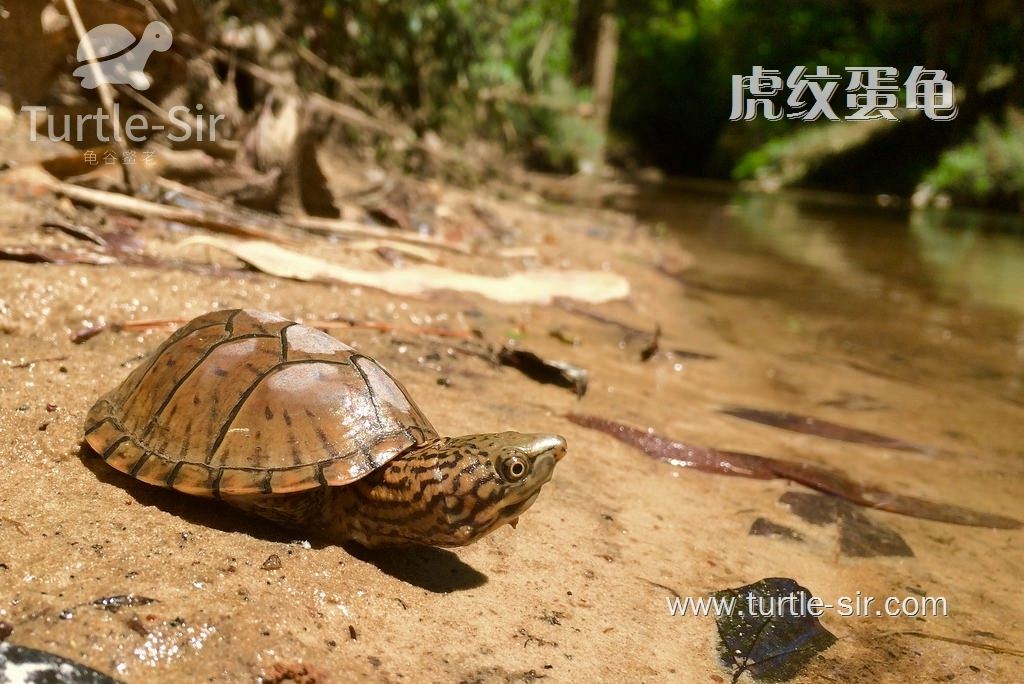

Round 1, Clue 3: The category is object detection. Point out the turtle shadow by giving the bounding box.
[343,543,488,593]
[78,443,490,591]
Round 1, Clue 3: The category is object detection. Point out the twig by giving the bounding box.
[152,177,462,254]
[289,39,377,112]
[71,318,185,344]
[889,631,1024,658]
[0,516,29,537]
[287,215,470,253]
[48,178,292,244]
[63,0,135,192]
[114,86,239,158]
[41,220,107,246]
[8,356,69,369]
[308,94,412,139]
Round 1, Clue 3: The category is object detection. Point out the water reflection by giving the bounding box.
[633,183,1024,407]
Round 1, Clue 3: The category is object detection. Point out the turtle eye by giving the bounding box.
[501,455,529,482]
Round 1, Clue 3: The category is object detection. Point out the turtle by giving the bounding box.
[73,21,172,91]
[84,309,566,548]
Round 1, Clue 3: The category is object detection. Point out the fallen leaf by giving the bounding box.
[566,413,1021,529]
[713,577,837,682]
[498,348,589,397]
[779,492,913,557]
[748,518,805,542]
[180,236,630,305]
[721,406,932,454]
[0,642,123,683]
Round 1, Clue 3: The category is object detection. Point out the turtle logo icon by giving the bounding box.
[72,21,172,91]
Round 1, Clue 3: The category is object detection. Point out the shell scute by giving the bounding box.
[85,310,437,497]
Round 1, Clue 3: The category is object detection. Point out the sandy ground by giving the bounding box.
[1,113,1023,683]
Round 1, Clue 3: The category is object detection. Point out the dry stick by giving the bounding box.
[289,39,377,112]
[224,49,470,170]
[307,94,413,139]
[151,176,462,254]
[286,215,471,253]
[48,178,293,244]
[115,85,239,158]
[889,631,1024,658]
[9,356,69,369]
[63,0,135,193]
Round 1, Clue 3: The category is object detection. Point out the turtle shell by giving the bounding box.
[77,24,139,62]
[85,309,438,497]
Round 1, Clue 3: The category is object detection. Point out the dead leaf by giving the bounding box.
[0,643,122,684]
[721,406,933,454]
[179,236,630,305]
[498,348,589,397]
[713,578,836,682]
[566,413,1021,529]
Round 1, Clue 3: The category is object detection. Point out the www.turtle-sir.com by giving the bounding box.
[667,592,948,619]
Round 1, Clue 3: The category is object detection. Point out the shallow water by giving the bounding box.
[637,184,1024,413]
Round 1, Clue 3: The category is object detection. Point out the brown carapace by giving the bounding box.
[84,309,566,547]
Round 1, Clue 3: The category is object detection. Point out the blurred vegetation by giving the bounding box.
[205,0,598,172]
[202,0,1024,210]
[921,110,1024,212]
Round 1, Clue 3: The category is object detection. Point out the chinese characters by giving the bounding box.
[730,66,957,122]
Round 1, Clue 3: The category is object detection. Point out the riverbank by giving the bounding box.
[1,106,1023,682]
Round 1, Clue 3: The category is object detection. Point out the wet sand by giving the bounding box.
[1,110,1023,682]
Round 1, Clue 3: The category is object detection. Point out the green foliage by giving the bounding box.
[923,111,1024,209]
[202,0,1024,203]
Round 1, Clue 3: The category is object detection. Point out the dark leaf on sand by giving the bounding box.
[779,492,913,557]
[777,491,842,526]
[713,577,836,682]
[748,518,805,542]
[839,507,914,557]
[566,413,1021,529]
[499,348,588,397]
[721,406,931,454]
[0,642,123,683]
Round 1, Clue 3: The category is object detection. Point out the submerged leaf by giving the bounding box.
[566,413,1021,529]
[779,492,913,557]
[721,406,932,454]
[713,577,836,682]
[748,518,805,542]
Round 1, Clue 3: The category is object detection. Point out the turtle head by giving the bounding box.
[436,432,566,545]
[142,21,173,52]
[345,432,566,547]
